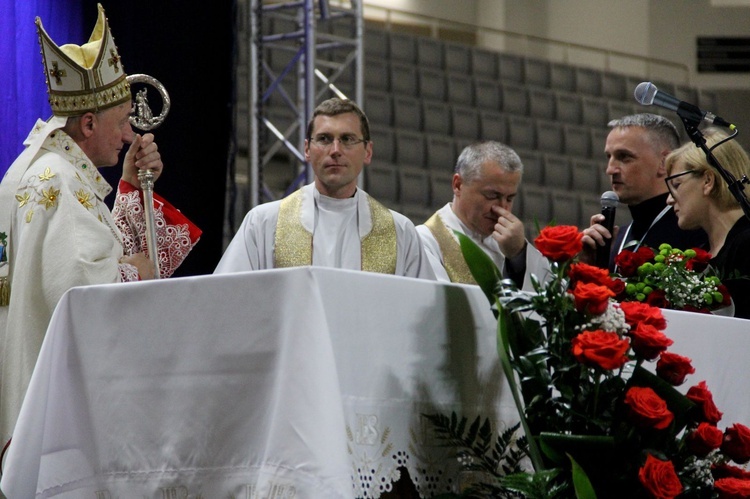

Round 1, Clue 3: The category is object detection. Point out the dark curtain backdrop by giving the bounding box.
[0,0,83,179]
[1,1,233,276]
[82,1,234,276]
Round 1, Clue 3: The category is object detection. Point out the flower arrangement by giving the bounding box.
[443,225,750,499]
[614,243,732,313]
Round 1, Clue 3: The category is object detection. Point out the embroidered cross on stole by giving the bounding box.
[274,189,397,274]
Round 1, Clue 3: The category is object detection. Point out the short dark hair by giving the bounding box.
[306,98,371,141]
[607,113,681,152]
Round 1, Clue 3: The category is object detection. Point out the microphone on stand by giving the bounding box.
[596,191,619,269]
[634,81,735,129]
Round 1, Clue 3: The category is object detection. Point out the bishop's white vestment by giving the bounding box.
[0,119,202,445]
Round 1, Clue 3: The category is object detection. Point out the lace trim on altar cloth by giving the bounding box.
[347,411,523,498]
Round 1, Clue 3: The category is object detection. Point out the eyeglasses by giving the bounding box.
[309,134,368,149]
[665,169,699,197]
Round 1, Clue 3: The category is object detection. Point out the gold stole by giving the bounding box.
[274,189,397,274]
[424,212,476,284]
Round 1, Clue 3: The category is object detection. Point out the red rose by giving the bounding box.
[638,453,683,499]
[685,247,712,272]
[687,422,724,457]
[568,262,614,287]
[615,246,655,277]
[619,301,667,330]
[714,463,750,480]
[715,477,750,498]
[571,330,630,371]
[723,424,750,464]
[656,352,695,386]
[628,323,673,361]
[569,282,615,315]
[624,386,674,430]
[687,381,723,424]
[718,284,733,307]
[534,225,583,262]
[645,288,670,308]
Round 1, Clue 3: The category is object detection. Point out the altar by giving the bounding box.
[1,267,749,498]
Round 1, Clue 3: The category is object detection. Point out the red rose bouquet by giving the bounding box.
[614,243,732,313]
[446,225,750,499]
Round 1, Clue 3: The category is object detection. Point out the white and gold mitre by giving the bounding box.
[35,3,131,116]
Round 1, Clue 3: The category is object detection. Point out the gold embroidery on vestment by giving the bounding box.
[424,212,476,284]
[275,190,312,267]
[362,196,396,274]
[274,189,397,273]
[40,187,60,209]
[38,167,55,181]
[16,192,30,208]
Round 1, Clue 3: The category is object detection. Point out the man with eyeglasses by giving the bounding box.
[215,98,435,278]
[416,141,551,288]
[581,113,707,270]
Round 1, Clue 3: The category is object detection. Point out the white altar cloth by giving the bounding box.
[1,267,749,498]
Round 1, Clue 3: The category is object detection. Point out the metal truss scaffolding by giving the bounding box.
[228,0,363,238]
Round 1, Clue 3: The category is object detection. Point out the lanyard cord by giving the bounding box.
[615,205,672,271]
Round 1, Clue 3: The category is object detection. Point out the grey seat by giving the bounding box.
[451,105,480,139]
[479,110,507,142]
[364,26,389,61]
[392,95,422,130]
[507,116,536,150]
[498,53,524,84]
[416,36,444,70]
[418,67,447,102]
[394,129,426,168]
[444,42,472,74]
[389,62,418,97]
[471,47,499,80]
[500,82,529,116]
[364,90,393,127]
[364,58,389,92]
[389,32,417,64]
[474,78,501,111]
[430,170,455,209]
[563,124,592,158]
[550,189,581,227]
[571,158,602,194]
[550,63,576,92]
[365,160,399,205]
[422,100,452,135]
[524,57,551,88]
[575,67,603,97]
[607,101,637,122]
[425,133,456,171]
[447,73,474,107]
[516,149,543,186]
[528,88,556,120]
[602,71,628,101]
[536,119,564,155]
[520,185,552,228]
[399,166,431,207]
[582,97,609,127]
[369,126,396,163]
[555,92,583,124]
[543,154,571,190]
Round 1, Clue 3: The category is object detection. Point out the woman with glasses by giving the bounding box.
[665,127,750,319]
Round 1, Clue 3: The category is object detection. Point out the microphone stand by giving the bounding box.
[678,109,750,221]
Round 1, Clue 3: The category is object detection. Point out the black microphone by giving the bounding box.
[596,191,618,270]
[634,81,734,129]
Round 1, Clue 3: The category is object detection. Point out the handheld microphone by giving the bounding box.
[596,191,619,270]
[634,82,734,129]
